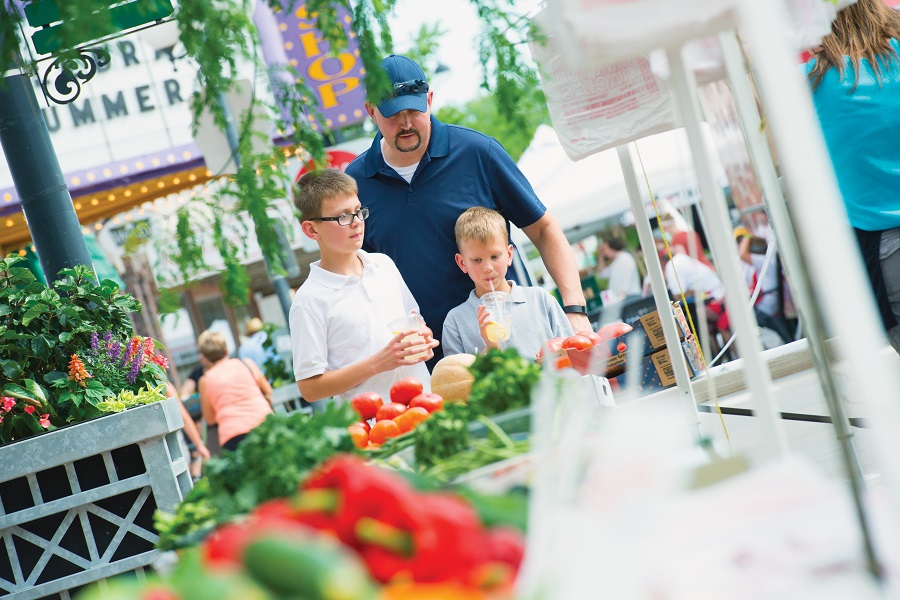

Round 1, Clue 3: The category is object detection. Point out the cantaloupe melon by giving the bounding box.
[430,353,476,403]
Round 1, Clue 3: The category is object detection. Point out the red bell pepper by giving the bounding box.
[484,526,525,571]
[356,491,487,584]
[294,455,416,549]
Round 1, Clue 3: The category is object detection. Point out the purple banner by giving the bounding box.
[274,2,368,129]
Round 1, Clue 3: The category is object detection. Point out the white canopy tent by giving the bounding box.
[514,124,727,246]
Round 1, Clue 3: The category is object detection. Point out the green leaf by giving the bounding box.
[23,380,48,405]
[0,360,23,381]
[44,371,67,385]
[22,303,48,327]
[1,384,41,405]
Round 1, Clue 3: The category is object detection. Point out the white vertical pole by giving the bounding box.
[718,30,866,480]
[618,145,702,441]
[738,0,900,549]
[667,47,788,460]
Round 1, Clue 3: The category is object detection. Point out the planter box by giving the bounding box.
[0,398,192,600]
[270,384,311,416]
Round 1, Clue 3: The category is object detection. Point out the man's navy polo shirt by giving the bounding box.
[345,116,546,363]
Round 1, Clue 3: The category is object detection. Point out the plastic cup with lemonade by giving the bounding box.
[387,312,429,361]
[480,291,512,345]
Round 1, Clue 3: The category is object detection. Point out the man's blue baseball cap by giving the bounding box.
[376,55,429,117]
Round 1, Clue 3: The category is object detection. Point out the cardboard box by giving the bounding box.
[623,300,691,355]
[613,333,705,391]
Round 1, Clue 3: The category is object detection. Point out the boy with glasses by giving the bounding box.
[289,169,438,404]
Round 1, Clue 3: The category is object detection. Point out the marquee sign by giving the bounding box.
[0,2,368,239]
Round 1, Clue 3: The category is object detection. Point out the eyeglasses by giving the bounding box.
[311,207,369,227]
[391,79,429,97]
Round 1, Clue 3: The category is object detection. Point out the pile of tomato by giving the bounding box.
[537,323,633,371]
[348,378,444,449]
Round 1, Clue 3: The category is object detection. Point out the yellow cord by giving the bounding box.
[633,141,731,447]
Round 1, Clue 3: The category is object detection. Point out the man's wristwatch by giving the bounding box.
[562,305,588,315]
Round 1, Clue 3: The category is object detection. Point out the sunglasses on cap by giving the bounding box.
[391,79,429,97]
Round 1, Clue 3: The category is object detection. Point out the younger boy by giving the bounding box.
[289,169,438,403]
[443,207,573,358]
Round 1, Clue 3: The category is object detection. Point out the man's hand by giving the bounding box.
[566,312,592,334]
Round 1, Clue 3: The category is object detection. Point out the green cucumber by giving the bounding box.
[243,536,377,600]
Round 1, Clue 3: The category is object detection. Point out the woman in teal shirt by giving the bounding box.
[806,0,900,353]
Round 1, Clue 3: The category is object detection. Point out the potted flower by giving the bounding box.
[0,256,170,441]
[0,256,191,598]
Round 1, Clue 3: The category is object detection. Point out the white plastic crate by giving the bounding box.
[270,384,310,416]
[0,398,191,599]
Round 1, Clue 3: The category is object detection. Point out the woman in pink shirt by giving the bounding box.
[198,330,273,452]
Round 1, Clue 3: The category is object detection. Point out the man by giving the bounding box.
[597,236,641,301]
[345,55,590,365]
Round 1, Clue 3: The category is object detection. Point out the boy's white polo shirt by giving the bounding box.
[289,250,430,403]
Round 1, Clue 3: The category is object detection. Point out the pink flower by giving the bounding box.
[151,354,169,369]
[23,405,35,415]
[1,397,15,412]
[39,414,50,429]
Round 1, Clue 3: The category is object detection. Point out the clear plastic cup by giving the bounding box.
[480,291,512,344]
[387,312,428,361]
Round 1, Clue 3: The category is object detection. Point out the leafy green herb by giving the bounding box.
[467,348,541,416]
[413,403,473,469]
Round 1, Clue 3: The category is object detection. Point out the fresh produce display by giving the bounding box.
[155,403,357,549]
[146,349,538,600]
[122,456,525,600]
[430,353,477,403]
[349,378,442,449]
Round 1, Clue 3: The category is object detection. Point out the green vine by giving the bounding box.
[209,203,251,307]
[172,207,206,280]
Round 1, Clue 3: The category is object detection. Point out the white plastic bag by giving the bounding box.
[530,31,678,160]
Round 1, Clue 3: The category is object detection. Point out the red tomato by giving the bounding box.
[617,341,627,353]
[393,411,415,434]
[369,419,401,444]
[408,392,444,413]
[536,337,565,360]
[404,406,430,428]
[561,334,593,352]
[390,377,423,405]
[597,322,633,342]
[350,392,383,420]
[395,406,431,433]
[578,330,603,346]
[376,402,407,422]
[354,420,371,433]
[348,425,369,449]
